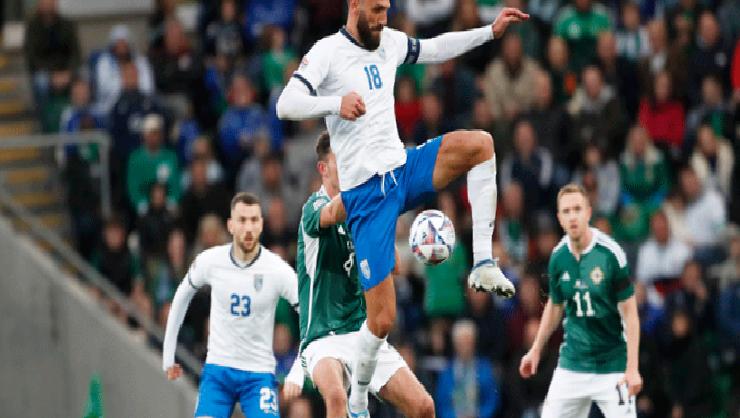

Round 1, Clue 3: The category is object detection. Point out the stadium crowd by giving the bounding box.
[22,0,739,416]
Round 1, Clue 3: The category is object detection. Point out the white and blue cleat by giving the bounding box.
[468,259,515,298]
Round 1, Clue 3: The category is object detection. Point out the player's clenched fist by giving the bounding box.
[166,364,183,380]
[340,92,366,121]
[519,349,540,378]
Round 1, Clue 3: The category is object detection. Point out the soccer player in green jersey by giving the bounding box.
[283,132,434,418]
[519,184,643,418]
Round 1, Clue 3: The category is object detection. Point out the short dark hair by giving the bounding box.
[230,192,260,210]
[315,131,331,161]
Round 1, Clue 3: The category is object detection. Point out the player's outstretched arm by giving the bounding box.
[519,299,564,378]
[162,278,198,379]
[414,7,529,64]
[618,296,643,396]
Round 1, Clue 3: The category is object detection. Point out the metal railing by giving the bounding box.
[0,131,112,217]
[0,133,203,376]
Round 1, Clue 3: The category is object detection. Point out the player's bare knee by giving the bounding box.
[473,130,494,162]
[409,394,435,418]
[323,386,347,411]
[369,308,395,337]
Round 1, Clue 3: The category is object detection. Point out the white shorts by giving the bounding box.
[301,331,407,395]
[542,368,636,418]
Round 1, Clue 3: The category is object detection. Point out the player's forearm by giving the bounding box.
[416,25,493,64]
[319,194,346,227]
[620,297,641,372]
[531,300,563,353]
[276,78,342,120]
[162,280,196,370]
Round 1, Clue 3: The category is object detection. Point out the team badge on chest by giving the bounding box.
[590,266,604,285]
[254,274,263,292]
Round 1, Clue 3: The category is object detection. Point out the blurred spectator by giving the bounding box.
[634,282,665,337]
[395,77,422,143]
[180,137,226,189]
[262,197,295,258]
[126,114,181,215]
[302,0,346,48]
[597,31,640,119]
[638,70,685,158]
[529,225,560,279]
[677,166,727,264]
[665,261,713,331]
[544,36,577,105]
[710,225,740,291]
[690,122,735,202]
[137,182,175,261]
[496,182,530,266]
[527,0,564,30]
[505,273,545,359]
[470,98,495,138]
[688,11,732,106]
[638,19,689,102]
[502,0,542,60]
[615,2,650,62]
[218,74,269,181]
[171,105,202,167]
[685,75,734,153]
[243,0,297,42]
[636,211,691,304]
[203,53,235,119]
[404,0,455,37]
[91,216,151,323]
[713,227,740,352]
[482,32,540,129]
[193,213,229,255]
[23,0,80,108]
[180,158,230,245]
[613,125,669,246]
[449,0,495,73]
[572,144,620,216]
[503,318,557,418]
[430,59,476,129]
[553,0,612,71]
[500,120,557,217]
[522,70,569,163]
[239,151,302,225]
[261,25,296,94]
[661,310,716,418]
[109,62,167,165]
[413,93,453,146]
[204,0,244,57]
[567,65,627,158]
[94,24,155,116]
[60,78,105,157]
[435,320,500,418]
[464,288,506,362]
[665,0,705,41]
[149,19,206,121]
[149,0,177,51]
[718,0,740,45]
[154,228,188,327]
[424,192,467,320]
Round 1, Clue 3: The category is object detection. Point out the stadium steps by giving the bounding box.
[0,50,73,244]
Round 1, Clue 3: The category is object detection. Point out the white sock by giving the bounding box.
[467,156,497,265]
[349,322,384,413]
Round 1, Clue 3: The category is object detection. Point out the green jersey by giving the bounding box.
[548,228,634,373]
[554,4,612,71]
[296,187,366,350]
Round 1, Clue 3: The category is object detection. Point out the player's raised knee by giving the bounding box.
[409,393,435,418]
[472,130,494,161]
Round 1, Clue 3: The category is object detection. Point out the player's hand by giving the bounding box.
[340,92,366,121]
[621,368,643,396]
[491,7,530,38]
[282,382,302,401]
[166,364,183,381]
[519,349,540,378]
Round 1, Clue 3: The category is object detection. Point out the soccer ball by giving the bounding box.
[409,209,456,265]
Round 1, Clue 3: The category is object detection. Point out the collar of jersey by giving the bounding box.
[229,244,262,269]
[566,227,598,258]
[340,26,367,50]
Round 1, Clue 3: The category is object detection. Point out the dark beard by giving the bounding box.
[357,12,381,50]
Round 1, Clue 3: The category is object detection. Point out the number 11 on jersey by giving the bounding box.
[364,64,382,89]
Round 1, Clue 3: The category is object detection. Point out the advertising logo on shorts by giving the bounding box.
[360,259,371,279]
[254,274,263,292]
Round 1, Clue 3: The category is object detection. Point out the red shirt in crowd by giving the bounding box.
[638,98,685,149]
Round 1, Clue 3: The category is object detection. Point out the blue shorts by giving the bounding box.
[194,363,278,418]
[341,136,443,291]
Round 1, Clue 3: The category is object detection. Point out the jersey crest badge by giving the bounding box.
[338,225,346,235]
[590,266,604,285]
[360,259,371,279]
[561,271,571,282]
[254,274,263,291]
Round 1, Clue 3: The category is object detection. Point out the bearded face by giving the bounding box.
[357,9,382,50]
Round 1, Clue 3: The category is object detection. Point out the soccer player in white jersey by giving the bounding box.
[276,1,528,415]
[162,192,298,418]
